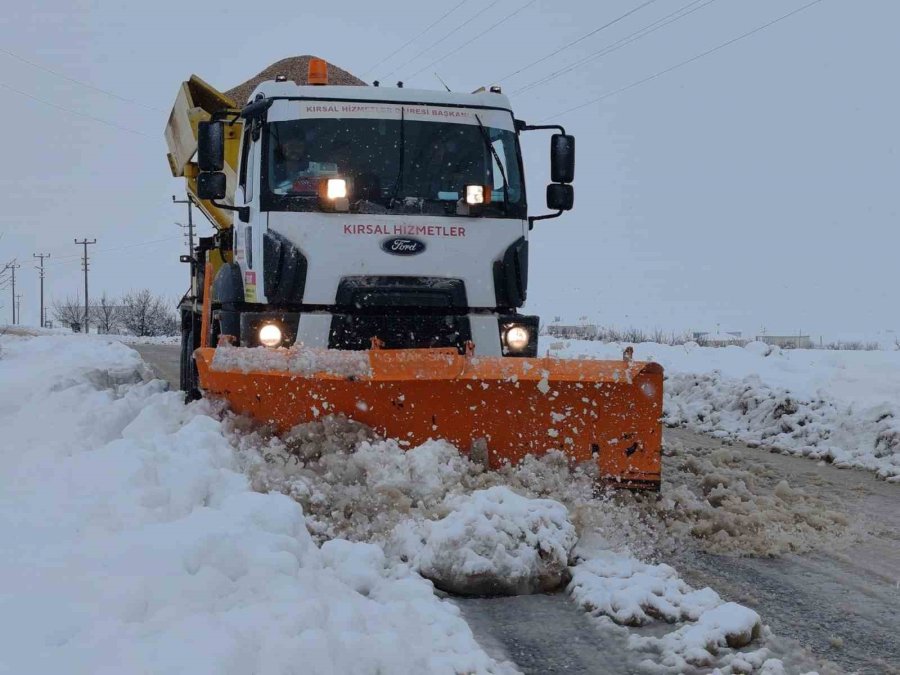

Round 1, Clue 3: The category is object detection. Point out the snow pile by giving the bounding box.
[568,550,721,626]
[111,333,181,345]
[627,602,766,673]
[213,344,372,377]
[0,336,510,674]
[233,417,476,542]
[567,546,807,674]
[665,371,900,481]
[393,487,577,596]
[0,323,72,337]
[545,338,900,480]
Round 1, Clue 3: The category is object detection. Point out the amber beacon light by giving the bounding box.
[308,58,328,85]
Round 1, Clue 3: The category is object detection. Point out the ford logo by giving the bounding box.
[381,237,426,256]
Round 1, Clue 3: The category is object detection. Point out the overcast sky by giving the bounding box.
[1,0,896,341]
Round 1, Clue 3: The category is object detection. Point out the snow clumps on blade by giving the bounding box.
[393,486,578,596]
[212,344,371,377]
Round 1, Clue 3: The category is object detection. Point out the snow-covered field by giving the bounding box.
[0,334,821,673]
[545,338,900,481]
[0,324,180,344]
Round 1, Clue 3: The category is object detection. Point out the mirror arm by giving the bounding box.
[515,120,567,136]
[528,210,563,230]
[210,110,242,126]
[240,97,274,122]
[211,200,250,221]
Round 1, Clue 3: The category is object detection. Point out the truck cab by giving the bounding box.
[192,70,575,359]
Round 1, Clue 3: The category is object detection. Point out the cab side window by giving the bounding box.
[238,126,256,202]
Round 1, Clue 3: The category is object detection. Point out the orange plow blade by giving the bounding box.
[195,347,663,489]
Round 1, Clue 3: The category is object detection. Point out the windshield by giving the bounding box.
[261,112,525,218]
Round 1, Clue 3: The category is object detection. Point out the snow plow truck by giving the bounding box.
[165,57,663,489]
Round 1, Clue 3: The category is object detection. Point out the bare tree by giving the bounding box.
[120,289,178,336]
[52,296,84,330]
[90,292,121,334]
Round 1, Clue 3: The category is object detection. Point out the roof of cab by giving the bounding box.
[248,81,515,114]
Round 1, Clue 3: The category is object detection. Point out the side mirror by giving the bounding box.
[197,172,227,200]
[546,183,574,211]
[550,134,575,184]
[198,121,224,172]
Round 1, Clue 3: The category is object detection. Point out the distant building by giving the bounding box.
[756,334,813,349]
[545,324,599,340]
[693,331,746,346]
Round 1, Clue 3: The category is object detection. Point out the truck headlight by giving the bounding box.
[504,325,530,352]
[327,178,347,200]
[466,185,485,205]
[259,323,283,348]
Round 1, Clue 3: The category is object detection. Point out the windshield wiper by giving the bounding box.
[474,114,509,213]
[390,106,405,207]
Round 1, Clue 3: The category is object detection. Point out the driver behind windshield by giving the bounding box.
[272,131,338,195]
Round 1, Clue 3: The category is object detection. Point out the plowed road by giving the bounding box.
[134,344,900,675]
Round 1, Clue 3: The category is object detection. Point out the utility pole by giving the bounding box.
[15,294,22,325]
[33,253,50,328]
[74,239,97,333]
[5,261,20,324]
[173,194,195,259]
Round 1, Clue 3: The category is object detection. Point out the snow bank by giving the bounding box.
[544,338,900,480]
[213,344,372,377]
[0,336,509,674]
[110,333,181,345]
[394,487,577,596]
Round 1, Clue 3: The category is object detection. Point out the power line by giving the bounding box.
[538,0,827,122]
[361,0,470,77]
[406,0,540,80]
[495,0,662,83]
[0,81,152,137]
[0,47,165,112]
[384,0,503,80]
[510,0,720,97]
[47,236,183,266]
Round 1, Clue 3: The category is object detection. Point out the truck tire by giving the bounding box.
[180,311,201,402]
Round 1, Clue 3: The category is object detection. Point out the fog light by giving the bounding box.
[327,178,347,199]
[259,323,282,347]
[466,184,484,205]
[505,325,530,351]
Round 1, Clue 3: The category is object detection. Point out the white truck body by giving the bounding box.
[227,82,533,356]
